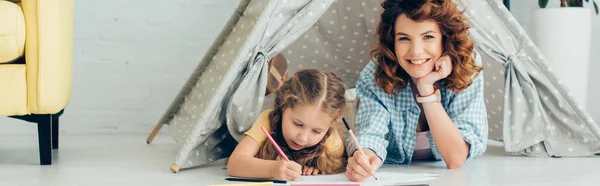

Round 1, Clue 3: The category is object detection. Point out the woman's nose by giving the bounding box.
[408,41,424,56]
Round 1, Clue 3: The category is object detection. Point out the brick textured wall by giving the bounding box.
[0,0,239,134]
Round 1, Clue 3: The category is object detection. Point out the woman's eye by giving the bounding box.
[424,35,434,40]
[295,123,303,127]
[313,130,321,134]
[399,37,409,41]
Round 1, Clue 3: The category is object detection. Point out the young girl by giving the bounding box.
[346,0,487,182]
[227,69,348,181]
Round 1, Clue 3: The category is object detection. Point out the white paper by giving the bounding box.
[288,171,439,186]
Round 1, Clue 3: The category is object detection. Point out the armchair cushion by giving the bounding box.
[0,0,26,63]
[0,64,27,115]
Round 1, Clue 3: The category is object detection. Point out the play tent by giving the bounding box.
[145,0,600,172]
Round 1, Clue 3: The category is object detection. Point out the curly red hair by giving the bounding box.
[372,0,483,94]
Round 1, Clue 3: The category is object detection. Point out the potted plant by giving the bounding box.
[539,0,598,14]
[532,0,597,108]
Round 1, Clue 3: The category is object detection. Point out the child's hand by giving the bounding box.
[346,149,381,182]
[414,55,453,96]
[302,166,321,175]
[270,160,302,181]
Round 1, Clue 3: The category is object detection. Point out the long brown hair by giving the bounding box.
[256,69,347,174]
[372,0,483,94]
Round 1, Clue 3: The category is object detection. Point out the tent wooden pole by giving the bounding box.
[146,123,163,144]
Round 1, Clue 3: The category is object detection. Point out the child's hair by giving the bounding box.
[256,69,348,174]
[372,0,483,94]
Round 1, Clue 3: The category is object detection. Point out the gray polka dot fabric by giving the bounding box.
[166,0,335,169]
[160,0,600,170]
[481,53,505,141]
[460,0,599,156]
[284,0,382,88]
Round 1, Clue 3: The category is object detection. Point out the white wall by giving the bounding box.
[509,1,600,124]
[2,0,598,135]
[588,6,600,122]
[0,0,240,134]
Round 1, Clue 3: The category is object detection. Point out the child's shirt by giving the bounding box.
[245,109,345,157]
[348,60,488,165]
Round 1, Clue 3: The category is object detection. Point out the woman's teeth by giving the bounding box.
[409,59,428,65]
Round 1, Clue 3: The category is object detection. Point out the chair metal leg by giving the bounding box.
[37,114,52,165]
[52,114,59,150]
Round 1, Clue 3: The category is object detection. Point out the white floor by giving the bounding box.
[1,134,599,186]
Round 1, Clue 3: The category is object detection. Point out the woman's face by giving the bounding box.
[394,14,444,79]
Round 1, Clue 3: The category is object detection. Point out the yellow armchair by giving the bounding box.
[0,0,74,165]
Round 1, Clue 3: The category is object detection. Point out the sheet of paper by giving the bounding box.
[288,171,439,186]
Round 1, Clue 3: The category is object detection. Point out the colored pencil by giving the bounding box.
[260,126,303,180]
[342,117,378,180]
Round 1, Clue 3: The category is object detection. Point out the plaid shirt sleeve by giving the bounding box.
[430,71,489,161]
[346,62,391,162]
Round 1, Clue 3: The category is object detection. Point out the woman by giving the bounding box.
[345,0,487,182]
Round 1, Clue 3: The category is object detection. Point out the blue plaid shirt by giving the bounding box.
[346,60,488,165]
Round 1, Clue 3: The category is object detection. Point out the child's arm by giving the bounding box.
[227,136,302,180]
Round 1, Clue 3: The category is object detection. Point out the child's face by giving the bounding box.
[394,14,444,79]
[281,105,332,151]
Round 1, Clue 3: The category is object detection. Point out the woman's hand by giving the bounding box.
[302,166,321,175]
[269,160,302,181]
[345,149,382,182]
[414,55,453,96]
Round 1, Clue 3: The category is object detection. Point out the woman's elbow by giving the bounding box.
[445,154,467,169]
[446,161,464,169]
